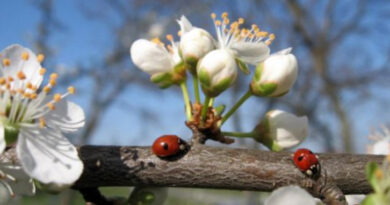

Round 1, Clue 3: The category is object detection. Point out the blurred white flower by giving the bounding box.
[265,185,320,205]
[250,48,298,97]
[254,109,308,151]
[130,37,186,88]
[0,44,84,192]
[178,16,215,66]
[367,126,390,155]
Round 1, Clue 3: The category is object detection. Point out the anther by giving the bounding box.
[37,54,45,63]
[215,20,221,26]
[238,18,245,24]
[30,93,37,99]
[221,12,228,19]
[67,86,76,94]
[39,118,46,128]
[17,71,26,80]
[39,68,46,75]
[2,58,10,66]
[26,82,33,89]
[211,13,216,19]
[21,52,29,60]
[47,103,55,111]
[0,78,5,85]
[166,34,173,41]
[53,93,62,102]
[43,86,51,93]
[49,79,56,86]
[50,73,58,80]
[7,76,14,82]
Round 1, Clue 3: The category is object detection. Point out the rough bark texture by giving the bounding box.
[0,145,382,204]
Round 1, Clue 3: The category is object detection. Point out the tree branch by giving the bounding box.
[1,145,381,204]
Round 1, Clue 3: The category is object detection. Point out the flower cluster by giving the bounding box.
[130,12,307,150]
[0,44,85,197]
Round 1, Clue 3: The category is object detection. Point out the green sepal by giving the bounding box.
[254,62,264,81]
[362,194,388,205]
[366,162,381,192]
[253,118,282,151]
[236,58,250,75]
[250,82,277,97]
[150,73,174,89]
[214,104,226,116]
[34,180,68,194]
[201,77,233,97]
[198,69,211,87]
[4,123,19,145]
[185,56,198,75]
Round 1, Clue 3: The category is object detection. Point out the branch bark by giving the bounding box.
[1,145,381,204]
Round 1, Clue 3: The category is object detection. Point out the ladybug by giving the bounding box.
[293,148,320,177]
[152,135,186,158]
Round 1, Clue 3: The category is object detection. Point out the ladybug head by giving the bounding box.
[293,148,320,177]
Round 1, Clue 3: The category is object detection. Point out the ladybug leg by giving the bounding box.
[305,169,313,176]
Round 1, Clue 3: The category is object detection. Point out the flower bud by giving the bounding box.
[130,39,185,88]
[254,110,308,151]
[177,15,215,72]
[197,49,237,97]
[180,28,214,64]
[250,48,298,97]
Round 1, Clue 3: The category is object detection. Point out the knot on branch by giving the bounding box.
[186,103,234,144]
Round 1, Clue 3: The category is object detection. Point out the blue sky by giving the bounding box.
[1,0,389,153]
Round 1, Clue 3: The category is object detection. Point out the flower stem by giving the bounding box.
[222,131,255,138]
[180,82,192,121]
[193,75,201,104]
[201,96,211,121]
[209,98,214,107]
[220,90,252,126]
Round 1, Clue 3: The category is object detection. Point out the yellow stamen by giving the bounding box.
[7,76,14,82]
[17,71,26,80]
[53,93,62,102]
[223,18,230,25]
[21,52,29,60]
[375,169,383,179]
[5,83,11,90]
[17,88,24,94]
[177,31,182,37]
[49,79,56,86]
[0,78,5,85]
[166,34,173,41]
[269,33,276,40]
[211,13,216,19]
[26,82,33,89]
[31,85,38,91]
[265,40,272,45]
[30,93,37,99]
[215,20,221,26]
[221,12,228,19]
[238,18,245,24]
[67,86,76,94]
[50,73,58,80]
[2,58,10,66]
[37,54,45,63]
[23,93,31,98]
[47,103,55,111]
[39,68,46,75]
[39,118,46,128]
[151,38,164,46]
[43,86,51,93]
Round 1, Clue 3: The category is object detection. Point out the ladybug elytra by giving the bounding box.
[152,135,186,158]
[293,148,320,176]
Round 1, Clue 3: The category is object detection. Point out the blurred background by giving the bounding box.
[1,0,390,204]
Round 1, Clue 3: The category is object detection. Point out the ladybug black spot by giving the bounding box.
[298,156,304,161]
[162,143,169,150]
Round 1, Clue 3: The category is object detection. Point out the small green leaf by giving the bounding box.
[198,69,211,87]
[366,162,381,192]
[214,104,226,116]
[362,194,387,205]
[150,72,171,83]
[254,62,264,81]
[236,58,250,75]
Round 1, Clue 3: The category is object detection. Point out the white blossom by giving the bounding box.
[265,186,321,205]
[0,44,84,192]
[255,109,308,151]
[178,16,215,63]
[251,48,298,97]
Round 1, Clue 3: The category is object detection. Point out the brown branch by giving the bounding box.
[1,145,381,204]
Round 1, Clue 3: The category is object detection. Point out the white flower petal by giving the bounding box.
[177,15,193,33]
[180,28,215,60]
[267,110,308,149]
[0,163,35,196]
[230,41,270,65]
[130,39,173,75]
[265,186,318,205]
[370,139,390,155]
[0,44,43,88]
[45,100,85,133]
[16,127,83,186]
[0,123,4,154]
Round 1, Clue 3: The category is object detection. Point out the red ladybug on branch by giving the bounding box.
[293,148,320,177]
[152,135,186,158]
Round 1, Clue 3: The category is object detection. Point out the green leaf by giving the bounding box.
[214,104,226,116]
[366,162,381,192]
[362,194,388,205]
[236,58,250,75]
[150,72,171,83]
